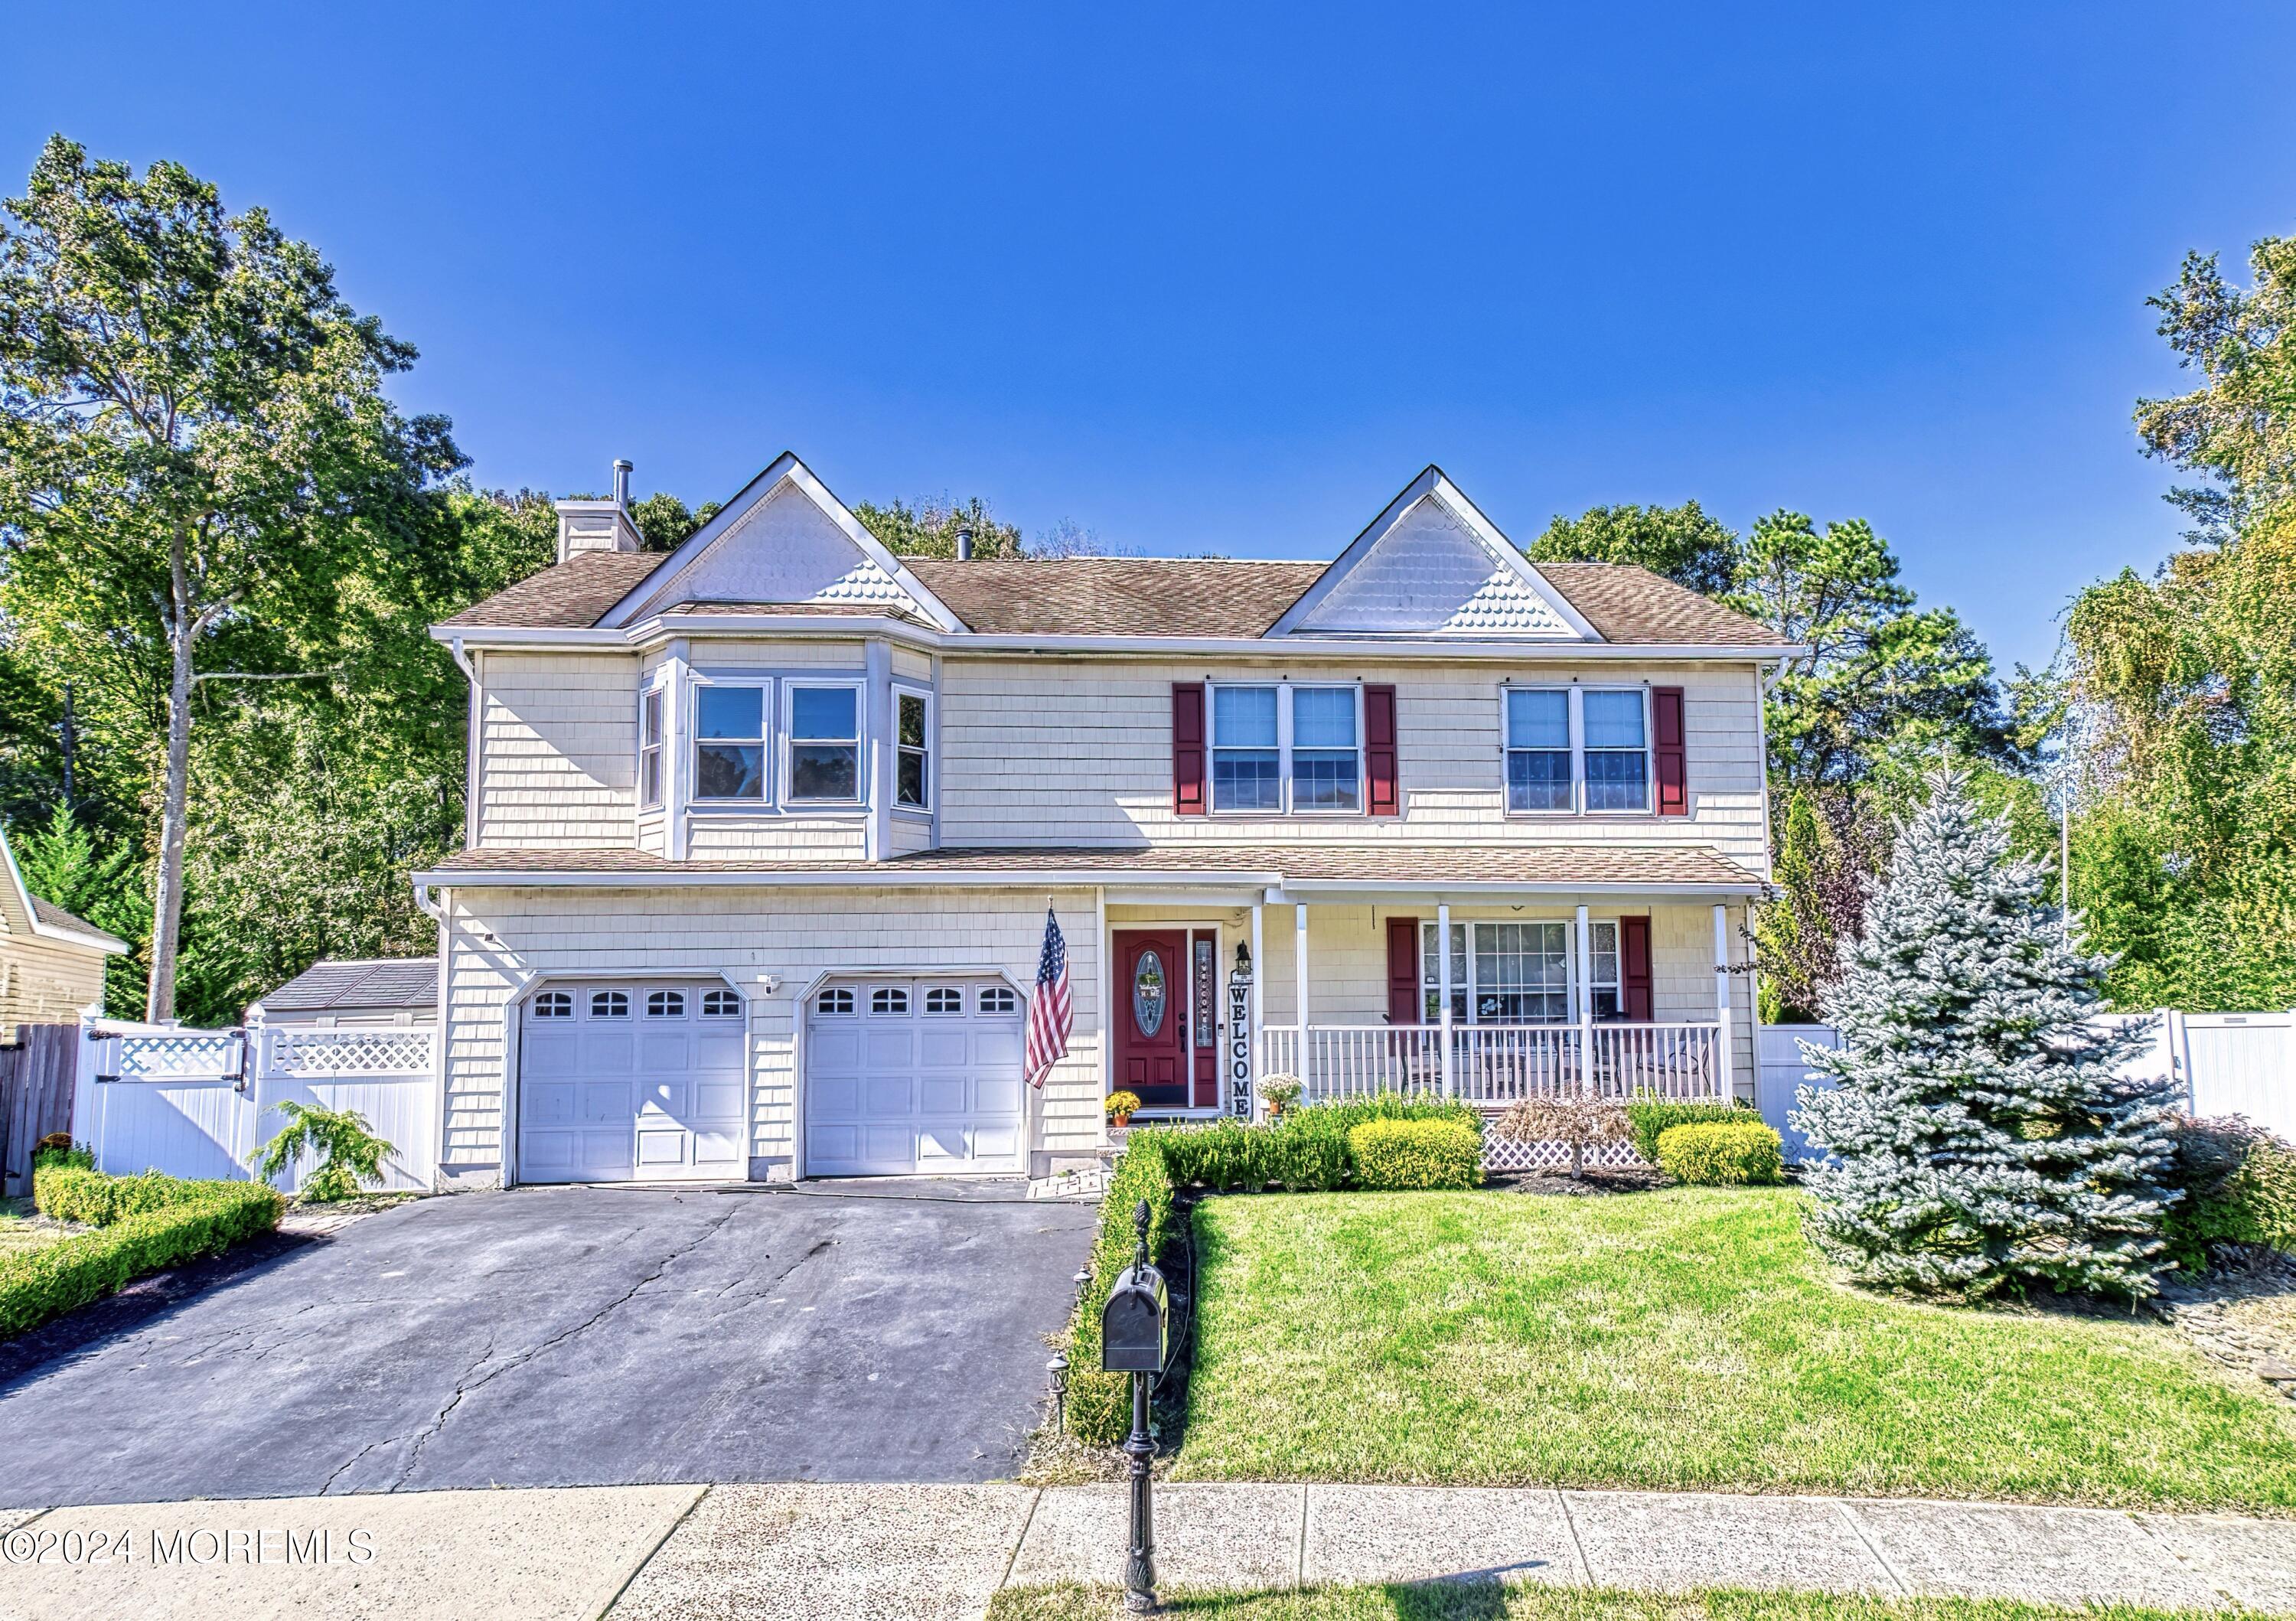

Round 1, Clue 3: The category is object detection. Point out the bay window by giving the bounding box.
[1209,683,1363,814]
[693,680,768,801]
[786,683,862,802]
[638,685,664,809]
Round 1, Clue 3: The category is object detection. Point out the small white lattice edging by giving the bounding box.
[119,1033,245,1080]
[1480,1135,1647,1173]
[272,1029,435,1077]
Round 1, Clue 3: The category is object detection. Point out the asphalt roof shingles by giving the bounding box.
[256,957,440,1013]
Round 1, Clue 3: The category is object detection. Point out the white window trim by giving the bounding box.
[1498,683,1656,819]
[1420,917,1612,1026]
[637,682,667,811]
[689,674,775,807]
[1206,680,1367,818]
[892,683,934,816]
[782,679,867,809]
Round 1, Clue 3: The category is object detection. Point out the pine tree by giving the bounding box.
[1792,767,2180,1298]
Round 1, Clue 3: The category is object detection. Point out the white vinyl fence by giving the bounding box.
[71,1021,439,1192]
[1758,1009,2296,1162]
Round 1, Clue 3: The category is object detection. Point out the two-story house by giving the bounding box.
[416,454,1795,1187]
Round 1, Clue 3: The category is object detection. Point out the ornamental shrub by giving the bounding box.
[30,1139,93,1173]
[2164,1116,2296,1266]
[1624,1098,1753,1164]
[1062,1131,1177,1443]
[1348,1118,1484,1190]
[0,1182,284,1340]
[250,1101,394,1202]
[1656,1120,1785,1186]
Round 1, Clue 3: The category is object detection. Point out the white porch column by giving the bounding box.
[1714,902,1737,1099]
[1436,901,1453,1098]
[1574,904,1593,1094]
[1294,903,1310,1091]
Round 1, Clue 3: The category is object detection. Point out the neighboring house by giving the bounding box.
[0,825,128,1036]
[416,455,1799,1188]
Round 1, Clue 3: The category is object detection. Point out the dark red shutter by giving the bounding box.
[1653,686,1687,817]
[1385,916,1422,1024]
[1621,915,1653,1021]
[1172,684,1205,815]
[1365,684,1399,816]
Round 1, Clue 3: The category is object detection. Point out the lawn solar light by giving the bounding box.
[1047,1353,1070,1427]
[1073,1265,1094,1309]
[1100,1199,1167,1613]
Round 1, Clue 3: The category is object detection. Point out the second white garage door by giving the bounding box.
[518,980,748,1183]
[804,977,1026,1176]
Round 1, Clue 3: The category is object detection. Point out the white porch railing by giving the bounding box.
[1259,1021,1727,1107]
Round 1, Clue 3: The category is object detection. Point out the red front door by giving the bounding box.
[1115,930,1189,1109]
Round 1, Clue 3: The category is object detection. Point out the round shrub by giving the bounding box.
[1656,1120,1784,1186]
[1347,1117,1483,1190]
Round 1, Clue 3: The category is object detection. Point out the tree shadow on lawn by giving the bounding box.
[0,1228,322,1390]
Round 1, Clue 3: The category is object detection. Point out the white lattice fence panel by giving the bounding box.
[119,1033,245,1080]
[273,1029,435,1077]
[1480,1134,1645,1173]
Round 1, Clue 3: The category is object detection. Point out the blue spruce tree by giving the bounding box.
[1792,768,2178,1298]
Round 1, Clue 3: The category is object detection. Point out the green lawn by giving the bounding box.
[990,1585,2236,1621]
[1172,1189,2296,1510]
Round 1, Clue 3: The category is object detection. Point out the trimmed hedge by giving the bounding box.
[1656,1120,1785,1186]
[1,1179,285,1340]
[34,1166,208,1227]
[1625,1097,1755,1164]
[1064,1094,1486,1443]
[1349,1118,1484,1189]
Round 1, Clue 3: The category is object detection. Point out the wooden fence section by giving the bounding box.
[0,1023,81,1199]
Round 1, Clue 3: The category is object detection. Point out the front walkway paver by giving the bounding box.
[608,1483,1036,1621]
[1565,1489,1898,1595]
[1845,1499,2229,1608]
[1304,1486,1580,1587]
[0,1484,700,1621]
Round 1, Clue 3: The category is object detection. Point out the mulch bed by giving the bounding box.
[1492,1165,1671,1196]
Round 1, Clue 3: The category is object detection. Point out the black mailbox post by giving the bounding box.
[1101,1200,1168,1613]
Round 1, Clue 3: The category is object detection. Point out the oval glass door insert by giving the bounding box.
[1133,950,1167,1037]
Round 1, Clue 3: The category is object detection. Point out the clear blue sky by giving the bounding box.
[9,3,2295,670]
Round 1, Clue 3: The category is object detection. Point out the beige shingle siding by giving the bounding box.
[439,886,1104,1182]
[477,652,639,848]
[935,655,1767,868]
[0,929,109,1035]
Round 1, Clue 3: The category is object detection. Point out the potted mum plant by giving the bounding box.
[1261,1074,1303,1120]
[1104,1091,1143,1129]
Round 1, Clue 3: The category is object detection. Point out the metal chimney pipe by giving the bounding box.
[955,524,975,562]
[612,458,633,509]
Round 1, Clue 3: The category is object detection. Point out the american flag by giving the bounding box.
[1025,905,1073,1088]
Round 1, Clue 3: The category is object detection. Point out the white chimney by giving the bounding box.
[554,457,644,563]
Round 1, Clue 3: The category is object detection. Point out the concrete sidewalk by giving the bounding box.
[4,1482,2291,1620]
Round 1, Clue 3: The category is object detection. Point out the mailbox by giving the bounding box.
[1101,1258,1168,1373]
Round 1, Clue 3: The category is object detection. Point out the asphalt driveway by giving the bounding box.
[0,1183,1098,1506]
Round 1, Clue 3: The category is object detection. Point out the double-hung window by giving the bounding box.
[895,689,932,811]
[1503,689,1572,812]
[1289,687,1362,812]
[1419,919,1580,1024]
[693,680,769,802]
[1211,686,1282,812]
[1583,690,1650,811]
[1209,683,1362,814]
[638,685,665,809]
[787,683,862,803]
[1589,921,1622,1018]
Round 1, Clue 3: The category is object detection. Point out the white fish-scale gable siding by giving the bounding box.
[1292,497,1576,637]
[478,653,638,848]
[632,484,918,613]
[438,886,1103,1181]
[935,655,1767,865]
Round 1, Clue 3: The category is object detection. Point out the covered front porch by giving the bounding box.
[1099,870,1757,1120]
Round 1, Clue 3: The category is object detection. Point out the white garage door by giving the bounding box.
[518,981,748,1184]
[804,978,1026,1176]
